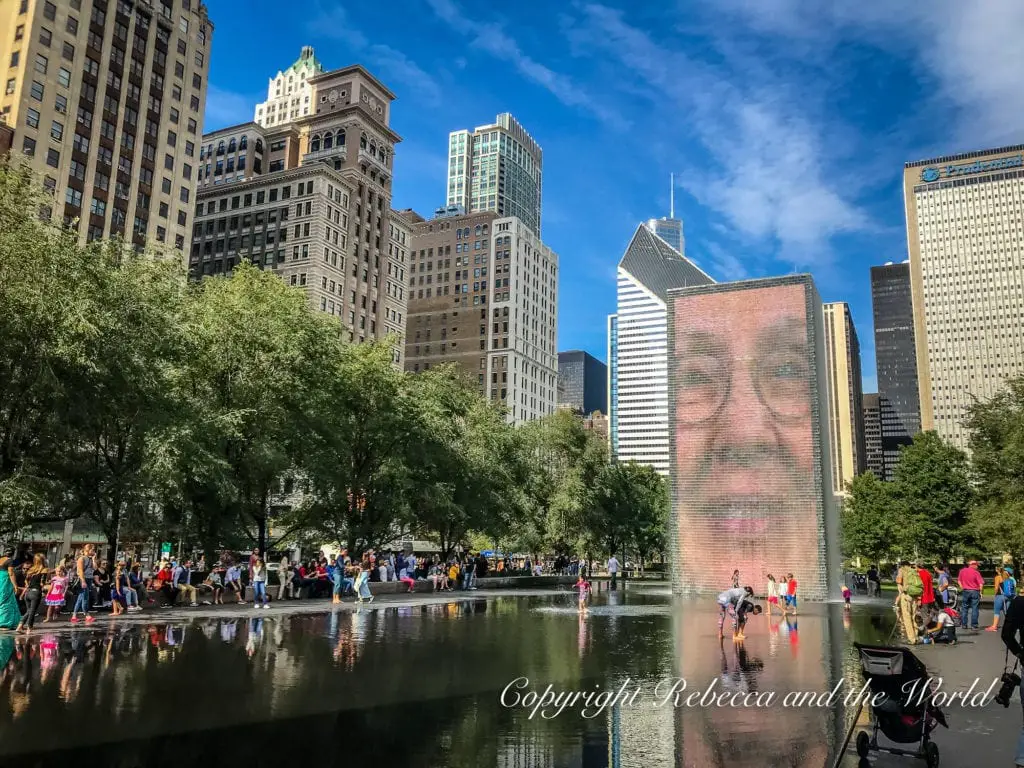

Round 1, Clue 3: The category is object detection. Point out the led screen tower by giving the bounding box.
[667,275,838,600]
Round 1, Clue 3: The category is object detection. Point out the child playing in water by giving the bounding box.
[717,586,754,639]
[44,567,68,623]
[734,596,763,641]
[576,575,591,611]
[842,584,852,609]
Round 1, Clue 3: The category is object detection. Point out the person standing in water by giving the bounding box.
[766,574,780,617]
[251,558,268,609]
[576,574,592,612]
[717,586,754,640]
[15,554,48,632]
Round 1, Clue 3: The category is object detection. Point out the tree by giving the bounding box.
[841,472,897,564]
[51,241,188,557]
[965,378,1024,565]
[0,163,96,533]
[589,461,667,566]
[891,431,973,561]
[164,263,338,556]
[300,340,417,556]
[406,365,521,558]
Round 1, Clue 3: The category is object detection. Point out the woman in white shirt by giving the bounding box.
[766,574,780,617]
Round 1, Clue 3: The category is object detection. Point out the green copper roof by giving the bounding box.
[288,46,323,75]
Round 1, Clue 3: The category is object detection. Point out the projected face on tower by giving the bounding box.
[670,282,822,596]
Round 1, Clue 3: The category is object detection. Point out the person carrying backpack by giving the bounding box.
[987,566,1017,632]
[897,560,923,644]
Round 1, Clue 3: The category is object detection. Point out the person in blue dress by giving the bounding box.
[0,552,22,630]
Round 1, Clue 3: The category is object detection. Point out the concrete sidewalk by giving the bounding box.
[15,583,575,634]
[840,626,1023,767]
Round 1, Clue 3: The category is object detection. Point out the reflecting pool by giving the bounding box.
[0,586,894,767]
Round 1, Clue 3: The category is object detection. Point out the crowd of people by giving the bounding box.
[893,559,1020,645]
[0,545,548,631]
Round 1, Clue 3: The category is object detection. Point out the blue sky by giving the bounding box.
[203,0,1024,393]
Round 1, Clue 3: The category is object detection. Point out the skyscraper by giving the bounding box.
[822,302,866,494]
[253,45,322,128]
[557,350,607,415]
[402,209,558,424]
[870,262,920,477]
[0,0,213,250]
[905,144,1024,450]
[446,113,542,235]
[862,393,884,478]
[610,224,713,474]
[645,173,684,254]
[189,54,410,365]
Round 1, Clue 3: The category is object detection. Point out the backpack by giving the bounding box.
[1002,577,1017,597]
[903,568,923,597]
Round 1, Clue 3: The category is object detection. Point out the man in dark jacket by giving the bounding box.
[1000,594,1024,766]
[476,553,488,580]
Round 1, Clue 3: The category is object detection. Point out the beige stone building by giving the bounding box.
[0,0,212,250]
[822,301,866,495]
[402,209,558,424]
[904,144,1024,449]
[190,51,409,364]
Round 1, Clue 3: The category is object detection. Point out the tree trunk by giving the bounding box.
[256,488,268,555]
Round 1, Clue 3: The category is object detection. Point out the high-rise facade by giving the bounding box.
[253,45,322,129]
[446,113,542,235]
[870,262,920,478]
[611,223,713,474]
[190,54,410,365]
[557,350,607,415]
[862,393,884,478]
[905,145,1024,450]
[822,302,866,494]
[0,0,213,250]
[402,210,558,424]
[645,217,683,255]
[644,174,685,254]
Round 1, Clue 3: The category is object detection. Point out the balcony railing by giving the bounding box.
[302,146,347,165]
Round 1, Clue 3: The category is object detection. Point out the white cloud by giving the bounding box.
[573,5,870,268]
[203,85,257,130]
[713,0,1024,148]
[424,0,628,129]
[309,6,443,105]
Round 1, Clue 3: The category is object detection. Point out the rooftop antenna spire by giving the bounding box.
[669,172,675,219]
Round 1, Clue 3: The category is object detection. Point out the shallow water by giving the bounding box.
[0,587,894,767]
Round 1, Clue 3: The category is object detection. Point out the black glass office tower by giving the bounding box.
[557,350,608,416]
[870,263,921,479]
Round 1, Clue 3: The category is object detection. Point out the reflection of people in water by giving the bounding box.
[672,284,820,595]
[676,607,830,768]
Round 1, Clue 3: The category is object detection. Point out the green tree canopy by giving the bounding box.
[965,377,1024,564]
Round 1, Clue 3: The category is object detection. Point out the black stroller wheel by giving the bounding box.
[925,741,939,768]
[855,731,870,758]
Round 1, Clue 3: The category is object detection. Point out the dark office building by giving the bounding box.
[862,393,884,478]
[870,262,921,479]
[557,350,608,416]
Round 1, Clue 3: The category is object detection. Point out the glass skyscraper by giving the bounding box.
[870,262,921,478]
[446,114,543,236]
[645,217,684,255]
[557,351,607,415]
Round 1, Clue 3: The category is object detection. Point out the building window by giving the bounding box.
[45,148,60,168]
[26,108,40,128]
[39,27,52,47]
[65,187,82,207]
[34,53,48,74]
[9,52,19,68]
[62,41,75,61]
[43,0,56,20]
[50,120,63,140]
[67,16,79,35]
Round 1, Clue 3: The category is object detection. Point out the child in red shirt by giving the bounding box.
[785,574,798,615]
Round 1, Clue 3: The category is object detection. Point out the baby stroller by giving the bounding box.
[839,643,947,768]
